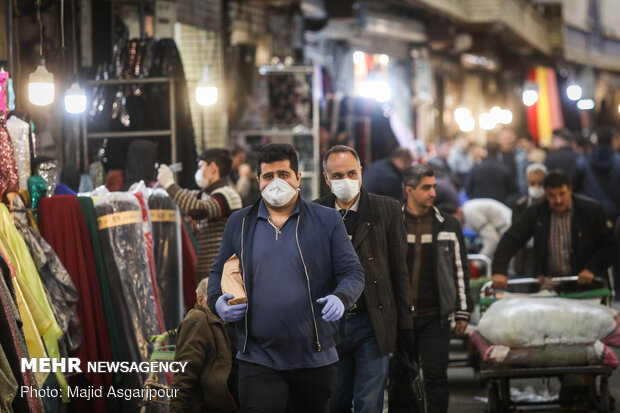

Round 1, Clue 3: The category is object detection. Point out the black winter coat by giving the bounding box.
[317,188,412,356]
[466,157,516,205]
[493,195,617,281]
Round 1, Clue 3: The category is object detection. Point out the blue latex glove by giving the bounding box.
[316,295,344,322]
[215,294,247,323]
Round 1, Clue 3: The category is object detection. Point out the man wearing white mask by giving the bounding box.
[207,143,365,413]
[317,145,411,413]
[158,148,242,281]
[511,163,547,277]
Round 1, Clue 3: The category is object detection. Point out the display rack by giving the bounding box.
[81,76,177,171]
[230,65,321,200]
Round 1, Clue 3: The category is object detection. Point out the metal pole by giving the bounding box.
[139,0,145,39]
[169,78,177,165]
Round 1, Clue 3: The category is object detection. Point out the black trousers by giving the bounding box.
[389,315,450,413]
[238,360,336,413]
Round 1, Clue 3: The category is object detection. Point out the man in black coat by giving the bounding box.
[362,147,414,201]
[545,129,579,177]
[318,145,411,413]
[466,142,516,205]
[492,170,616,291]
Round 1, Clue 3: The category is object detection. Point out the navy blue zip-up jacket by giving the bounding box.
[207,197,365,355]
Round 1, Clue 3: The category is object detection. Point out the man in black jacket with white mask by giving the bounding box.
[318,145,411,413]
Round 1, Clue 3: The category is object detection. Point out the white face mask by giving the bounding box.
[195,168,209,189]
[261,178,297,207]
[330,178,360,203]
[528,186,545,200]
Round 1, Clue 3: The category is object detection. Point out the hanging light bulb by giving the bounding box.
[566,84,582,101]
[195,66,218,106]
[64,82,86,114]
[28,60,55,106]
[29,0,54,106]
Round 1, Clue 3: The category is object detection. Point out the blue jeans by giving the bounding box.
[330,312,389,413]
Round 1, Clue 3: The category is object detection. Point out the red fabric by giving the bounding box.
[132,192,166,333]
[38,195,113,413]
[602,318,620,347]
[181,221,197,311]
[526,68,539,144]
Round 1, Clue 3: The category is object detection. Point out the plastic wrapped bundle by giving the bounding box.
[95,192,162,364]
[148,189,183,330]
[473,297,620,367]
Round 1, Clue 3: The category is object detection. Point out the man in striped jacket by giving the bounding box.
[392,164,471,413]
[158,149,242,281]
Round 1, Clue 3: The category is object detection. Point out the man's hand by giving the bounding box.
[454,320,468,336]
[316,295,344,322]
[215,294,247,323]
[157,165,175,189]
[578,269,595,285]
[492,274,508,289]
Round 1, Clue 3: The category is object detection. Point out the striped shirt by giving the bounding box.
[546,205,572,276]
[167,178,242,281]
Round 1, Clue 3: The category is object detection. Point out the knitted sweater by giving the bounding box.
[167,179,242,281]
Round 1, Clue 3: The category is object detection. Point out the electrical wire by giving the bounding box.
[71,0,78,75]
[37,0,43,57]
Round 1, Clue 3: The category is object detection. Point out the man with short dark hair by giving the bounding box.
[545,129,579,176]
[207,143,365,413]
[158,148,242,281]
[392,164,471,413]
[362,147,414,201]
[492,170,616,291]
[317,145,411,413]
[466,141,516,205]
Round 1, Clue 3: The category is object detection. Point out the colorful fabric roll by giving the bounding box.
[0,203,67,399]
[39,195,114,413]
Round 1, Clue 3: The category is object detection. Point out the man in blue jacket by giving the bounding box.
[207,143,365,413]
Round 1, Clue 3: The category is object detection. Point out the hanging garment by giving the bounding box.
[148,189,183,329]
[0,204,67,397]
[0,113,19,199]
[0,71,8,113]
[0,250,45,413]
[94,192,161,365]
[181,219,197,312]
[9,194,82,356]
[88,39,197,188]
[0,342,18,413]
[33,158,58,197]
[5,115,31,191]
[38,195,114,413]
